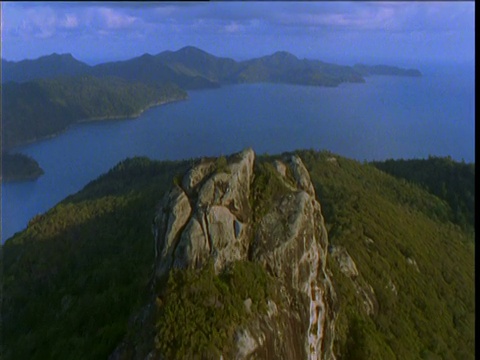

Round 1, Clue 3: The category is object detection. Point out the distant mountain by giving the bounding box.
[236,51,365,86]
[353,64,422,77]
[2,46,422,89]
[90,52,220,90]
[155,45,240,84]
[1,53,92,83]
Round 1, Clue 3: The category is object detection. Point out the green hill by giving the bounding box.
[1,76,187,150]
[1,150,473,359]
[1,152,44,182]
[371,156,475,230]
[1,53,92,83]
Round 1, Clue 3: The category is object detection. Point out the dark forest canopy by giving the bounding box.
[1,76,187,150]
[1,152,44,182]
[371,156,475,230]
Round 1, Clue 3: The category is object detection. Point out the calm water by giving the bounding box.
[1,62,474,242]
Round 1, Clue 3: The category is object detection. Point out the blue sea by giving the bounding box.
[1,62,474,242]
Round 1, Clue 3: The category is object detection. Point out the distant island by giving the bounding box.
[1,153,44,182]
[1,46,422,181]
[2,76,187,150]
[353,64,422,77]
[1,46,422,89]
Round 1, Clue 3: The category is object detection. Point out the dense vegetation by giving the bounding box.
[154,261,275,359]
[1,152,44,181]
[2,76,187,150]
[1,150,473,359]
[2,157,189,359]
[1,53,91,83]
[298,150,474,359]
[371,156,475,230]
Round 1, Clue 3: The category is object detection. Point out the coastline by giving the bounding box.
[2,95,187,183]
[5,95,188,153]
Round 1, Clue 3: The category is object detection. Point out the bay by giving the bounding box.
[1,62,474,242]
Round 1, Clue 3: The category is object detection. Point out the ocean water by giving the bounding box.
[1,62,474,242]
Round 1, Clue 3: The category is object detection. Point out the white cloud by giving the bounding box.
[97,8,137,29]
[60,14,79,29]
[224,21,243,33]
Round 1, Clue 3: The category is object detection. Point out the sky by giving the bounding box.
[0,1,475,66]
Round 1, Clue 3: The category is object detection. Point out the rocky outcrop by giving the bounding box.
[330,245,378,316]
[249,156,337,359]
[119,149,338,359]
[154,149,255,276]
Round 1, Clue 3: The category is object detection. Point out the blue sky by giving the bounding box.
[1,1,475,66]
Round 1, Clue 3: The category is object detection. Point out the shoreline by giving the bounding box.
[5,95,188,153]
[2,95,187,184]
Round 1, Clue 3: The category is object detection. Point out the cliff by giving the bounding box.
[112,149,338,359]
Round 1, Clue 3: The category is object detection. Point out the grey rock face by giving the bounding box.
[150,149,337,359]
[154,148,255,276]
[248,161,336,360]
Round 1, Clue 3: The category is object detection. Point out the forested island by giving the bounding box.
[2,150,474,359]
[2,76,187,150]
[1,152,44,182]
[353,64,422,77]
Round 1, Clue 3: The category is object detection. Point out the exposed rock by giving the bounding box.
[153,185,192,279]
[330,246,359,278]
[364,237,374,245]
[387,278,398,296]
[155,148,255,275]
[326,157,338,164]
[244,298,253,314]
[356,283,377,316]
[273,159,288,178]
[235,329,258,358]
[286,155,316,196]
[181,158,216,195]
[330,245,377,316]
[406,257,420,273]
[120,149,339,360]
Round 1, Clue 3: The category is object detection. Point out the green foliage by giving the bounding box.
[2,157,188,360]
[250,160,292,224]
[155,261,274,359]
[2,76,187,149]
[371,156,475,230]
[214,155,229,173]
[297,149,475,359]
[1,152,44,181]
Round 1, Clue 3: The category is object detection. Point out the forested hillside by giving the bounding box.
[371,156,475,230]
[1,150,474,359]
[2,76,187,150]
[1,153,44,182]
[299,150,474,359]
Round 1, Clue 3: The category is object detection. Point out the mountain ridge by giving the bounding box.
[2,46,422,86]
